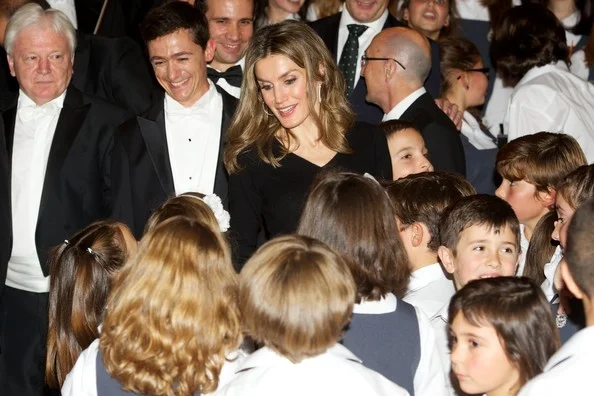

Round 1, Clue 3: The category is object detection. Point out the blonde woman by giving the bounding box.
[61,216,243,396]
[224,20,392,264]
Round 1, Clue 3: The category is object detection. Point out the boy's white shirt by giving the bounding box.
[61,338,246,396]
[541,245,563,303]
[214,343,410,396]
[516,224,530,276]
[519,326,594,395]
[354,293,449,396]
[403,263,456,321]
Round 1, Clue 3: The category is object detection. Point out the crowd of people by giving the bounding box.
[0,0,593,395]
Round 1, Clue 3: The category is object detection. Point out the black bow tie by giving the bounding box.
[207,65,243,88]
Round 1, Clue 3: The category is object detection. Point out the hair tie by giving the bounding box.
[180,193,231,232]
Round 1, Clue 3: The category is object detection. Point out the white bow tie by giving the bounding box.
[18,103,61,123]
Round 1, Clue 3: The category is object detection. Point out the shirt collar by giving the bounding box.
[353,292,397,314]
[517,62,569,87]
[407,263,448,293]
[236,344,362,372]
[383,87,426,121]
[17,89,66,111]
[545,326,594,371]
[339,6,388,34]
[165,80,216,114]
[208,56,245,73]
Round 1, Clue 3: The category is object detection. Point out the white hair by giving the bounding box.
[4,3,76,56]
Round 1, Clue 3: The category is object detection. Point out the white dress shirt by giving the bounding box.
[47,0,77,28]
[215,343,410,396]
[504,63,594,163]
[165,81,222,196]
[337,8,389,89]
[541,246,563,303]
[519,325,594,396]
[354,293,448,396]
[6,90,66,293]
[208,58,244,99]
[382,87,426,121]
[461,111,497,150]
[433,301,456,395]
[62,338,246,396]
[516,224,530,277]
[403,263,456,322]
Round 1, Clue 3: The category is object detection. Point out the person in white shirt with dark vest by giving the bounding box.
[198,0,254,99]
[111,1,238,239]
[520,198,594,395]
[0,4,129,395]
[492,4,594,163]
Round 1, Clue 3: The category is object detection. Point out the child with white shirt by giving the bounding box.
[520,197,594,395]
[298,171,447,396]
[217,235,410,396]
[495,132,587,278]
[436,194,521,393]
[386,171,475,321]
[450,277,559,396]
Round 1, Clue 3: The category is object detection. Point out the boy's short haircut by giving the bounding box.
[440,194,520,254]
[379,119,420,139]
[239,235,356,363]
[386,171,476,251]
[565,198,594,298]
[556,165,594,210]
[496,132,587,194]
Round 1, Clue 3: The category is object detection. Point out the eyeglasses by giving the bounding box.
[467,67,490,75]
[361,55,406,70]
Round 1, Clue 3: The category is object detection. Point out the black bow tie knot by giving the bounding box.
[207,65,243,88]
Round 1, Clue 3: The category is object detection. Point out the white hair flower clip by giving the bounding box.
[180,193,231,232]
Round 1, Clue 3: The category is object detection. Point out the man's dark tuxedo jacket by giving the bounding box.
[0,86,131,294]
[310,13,442,124]
[111,86,238,239]
[1,32,155,114]
[400,92,466,175]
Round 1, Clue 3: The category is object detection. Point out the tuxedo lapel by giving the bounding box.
[137,99,175,197]
[38,88,90,216]
[2,106,16,161]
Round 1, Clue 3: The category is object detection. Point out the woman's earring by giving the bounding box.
[261,100,274,117]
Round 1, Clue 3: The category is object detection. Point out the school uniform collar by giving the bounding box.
[544,326,594,371]
[517,62,569,87]
[353,293,397,314]
[235,344,362,373]
[407,263,448,294]
[383,87,426,121]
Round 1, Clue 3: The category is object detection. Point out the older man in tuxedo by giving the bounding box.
[0,5,129,394]
[112,2,237,238]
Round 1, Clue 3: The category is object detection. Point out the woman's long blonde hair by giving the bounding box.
[224,20,354,173]
[100,216,241,396]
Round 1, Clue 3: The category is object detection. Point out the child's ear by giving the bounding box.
[561,259,585,300]
[411,223,424,247]
[438,246,456,274]
[538,187,556,209]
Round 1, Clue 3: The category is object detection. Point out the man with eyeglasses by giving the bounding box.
[309,0,442,124]
[363,27,465,175]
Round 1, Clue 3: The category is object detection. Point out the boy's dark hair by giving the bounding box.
[379,119,419,139]
[386,171,476,251]
[566,198,594,298]
[491,4,569,87]
[449,277,559,388]
[440,194,520,254]
[496,132,587,196]
[557,165,594,211]
[141,1,209,48]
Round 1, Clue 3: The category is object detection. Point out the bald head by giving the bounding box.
[376,27,431,84]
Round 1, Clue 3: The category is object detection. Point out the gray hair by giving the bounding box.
[4,3,76,56]
[388,34,431,86]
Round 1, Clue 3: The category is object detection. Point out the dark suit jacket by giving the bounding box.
[0,86,131,293]
[112,86,238,239]
[310,13,442,124]
[399,92,466,175]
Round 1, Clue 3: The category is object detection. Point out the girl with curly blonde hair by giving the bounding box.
[61,216,242,396]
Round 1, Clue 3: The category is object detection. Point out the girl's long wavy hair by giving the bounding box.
[45,220,133,388]
[100,216,241,396]
[224,20,354,173]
